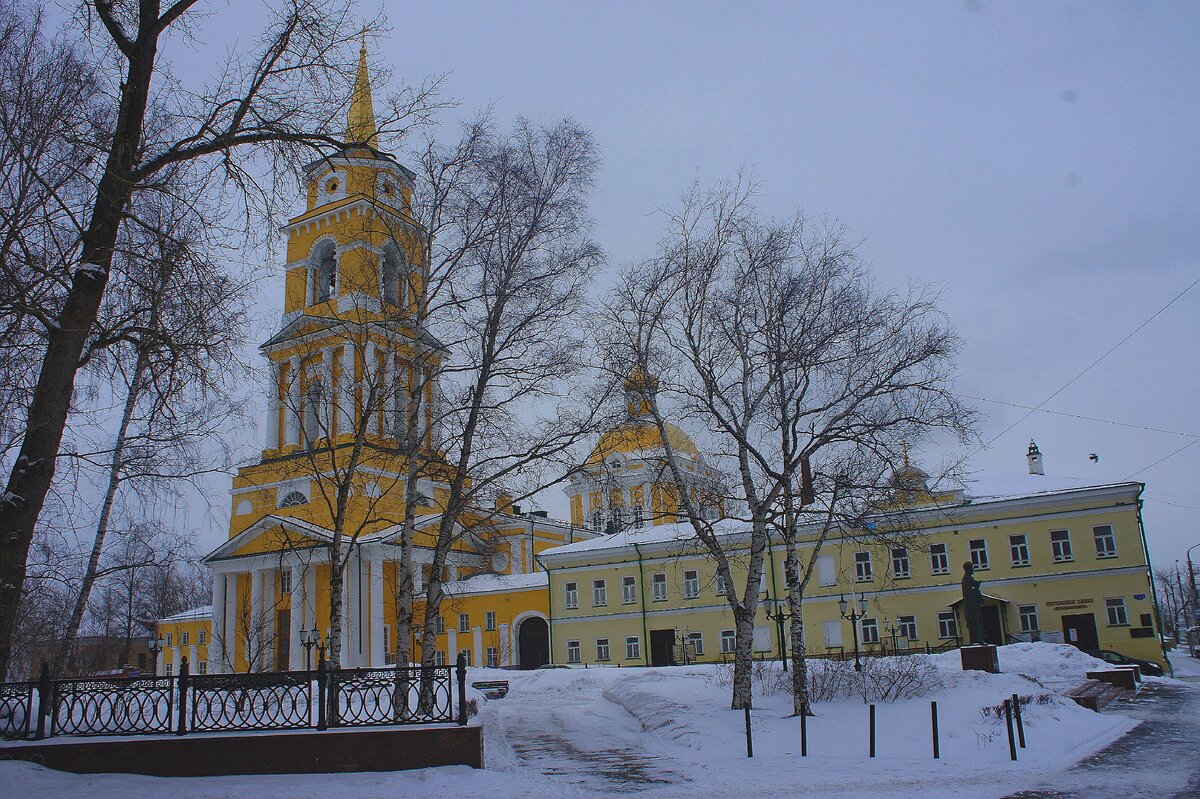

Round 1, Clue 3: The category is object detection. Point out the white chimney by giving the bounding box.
[1027,440,1044,475]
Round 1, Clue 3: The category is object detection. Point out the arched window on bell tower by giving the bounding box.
[381,244,407,308]
[311,240,337,305]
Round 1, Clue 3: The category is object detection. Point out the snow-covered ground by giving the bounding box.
[5,643,1193,799]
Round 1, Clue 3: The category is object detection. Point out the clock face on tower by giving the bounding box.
[491,552,509,573]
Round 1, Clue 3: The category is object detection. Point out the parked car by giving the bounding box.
[1086,649,1165,677]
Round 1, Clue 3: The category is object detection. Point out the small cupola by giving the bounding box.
[1027,440,1044,475]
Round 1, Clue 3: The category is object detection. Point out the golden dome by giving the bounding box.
[588,419,699,465]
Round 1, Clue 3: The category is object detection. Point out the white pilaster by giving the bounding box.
[322,346,335,436]
[472,627,483,668]
[364,340,378,435]
[289,562,304,671]
[370,554,385,666]
[188,645,198,673]
[341,344,355,435]
[223,576,238,671]
[170,646,180,674]
[347,555,362,668]
[285,356,302,446]
[265,361,281,449]
[498,623,510,666]
[210,573,227,673]
[447,628,458,663]
[304,566,317,638]
[250,569,264,670]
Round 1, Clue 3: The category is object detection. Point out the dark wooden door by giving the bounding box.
[650,629,676,666]
[518,617,549,669]
[1062,613,1099,651]
[276,609,290,671]
[982,605,1004,645]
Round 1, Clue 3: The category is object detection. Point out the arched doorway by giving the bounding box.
[517,616,549,670]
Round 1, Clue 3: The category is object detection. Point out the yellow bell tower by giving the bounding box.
[226,43,442,538]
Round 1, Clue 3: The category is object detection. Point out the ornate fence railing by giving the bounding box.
[1,654,467,741]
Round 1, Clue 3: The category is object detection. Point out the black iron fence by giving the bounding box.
[0,653,468,741]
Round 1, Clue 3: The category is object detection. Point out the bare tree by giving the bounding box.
[603,179,972,712]
[0,0,445,675]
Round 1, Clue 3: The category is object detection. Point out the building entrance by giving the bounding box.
[517,616,549,670]
[982,605,1004,645]
[650,629,676,666]
[1061,613,1099,652]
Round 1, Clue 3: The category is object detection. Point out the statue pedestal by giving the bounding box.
[960,644,999,674]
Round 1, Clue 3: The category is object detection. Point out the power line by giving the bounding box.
[960,394,1200,439]
[1126,439,1200,480]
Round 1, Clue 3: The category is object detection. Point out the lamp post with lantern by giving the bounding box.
[838,592,870,672]
[883,617,900,654]
[761,592,794,671]
[300,627,321,671]
[147,635,165,677]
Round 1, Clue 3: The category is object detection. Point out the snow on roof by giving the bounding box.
[543,518,745,558]
[158,605,212,624]
[442,572,548,596]
[952,471,1138,503]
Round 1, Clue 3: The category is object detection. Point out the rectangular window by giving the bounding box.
[969,539,989,570]
[1106,597,1128,626]
[622,575,637,604]
[486,611,496,631]
[855,551,873,582]
[459,613,470,633]
[166,633,172,647]
[687,631,704,656]
[817,555,837,586]
[181,632,189,646]
[198,630,206,645]
[434,615,445,634]
[1094,525,1118,558]
[596,638,610,661]
[593,579,608,607]
[1009,534,1030,567]
[1018,604,1039,633]
[891,547,910,579]
[632,505,645,529]
[930,543,949,575]
[198,661,208,675]
[652,573,668,602]
[898,615,918,640]
[165,663,173,676]
[625,636,641,660]
[434,650,446,667]
[564,581,578,609]
[861,617,879,644]
[720,629,736,654]
[486,647,498,667]
[280,570,292,594]
[459,649,472,665]
[937,611,958,640]
[683,570,700,599]
[1051,529,1074,562]
[715,572,728,596]
[566,640,581,663]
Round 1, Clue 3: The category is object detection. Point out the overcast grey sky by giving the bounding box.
[176,2,1200,567]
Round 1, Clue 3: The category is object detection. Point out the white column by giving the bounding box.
[447,628,458,663]
[347,555,362,668]
[156,648,165,675]
[188,645,198,673]
[498,623,510,667]
[285,356,302,446]
[210,572,227,673]
[364,340,378,435]
[250,569,264,670]
[341,344,355,435]
[370,553,385,666]
[304,566,317,637]
[265,361,281,449]
[287,563,302,671]
[223,576,238,671]
[170,646,180,674]
[322,346,335,437]
[379,354,393,439]
[473,627,483,668]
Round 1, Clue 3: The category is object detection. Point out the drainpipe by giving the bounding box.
[1134,484,1171,674]
[535,554,554,664]
[633,543,650,664]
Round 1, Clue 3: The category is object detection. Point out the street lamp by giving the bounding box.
[761,592,794,671]
[883,617,900,654]
[300,627,320,671]
[1186,544,1200,657]
[838,592,870,672]
[147,636,164,676]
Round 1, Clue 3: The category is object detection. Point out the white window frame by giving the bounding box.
[564,582,578,609]
[181,632,189,646]
[861,617,879,644]
[898,615,918,640]
[198,660,208,675]
[720,629,736,654]
[1009,534,1030,567]
[566,640,581,663]
[621,575,637,604]
[198,630,206,645]
[930,543,949,575]
[1106,597,1128,626]
[687,631,704,656]
[683,570,700,599]
[969,539,989,570]
[1050,529,1074,562]
[1018,604,1039,633]
[434,650,447,667]
[937,611,958,640]
[280,570,292,594]
[593,579,608,607]
[459,613,470,633]
[596,638,611,661]
[625,636,641,660]
[855,551,873,582]
[1093,525,1118,558]
[652,572,668,602]
[485,611,496,631]
[486,647,498,667]
[891,547,910,579]
[715,572,728,596]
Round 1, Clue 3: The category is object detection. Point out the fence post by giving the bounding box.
[176,657,189,736]
[34,661,50,740]
[869,703,876,758]
[744,705,753,758]
[800,709,807,757]
[456,652,468,726]
[316,650,328,731]
[1011,693,1026,748]
[1004,699,1018,761]
[931,701,940,759]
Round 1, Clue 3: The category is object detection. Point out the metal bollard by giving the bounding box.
[869,703,876,758]
[744,705,754,758]
[456,652,468,726]
[931,700,940,759]
[1004,699,1018,761]
[1011,693,1026,748]
[801,709,808,757]
[176,657,189,735]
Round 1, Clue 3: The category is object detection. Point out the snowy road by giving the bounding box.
[1004,677,1200,799]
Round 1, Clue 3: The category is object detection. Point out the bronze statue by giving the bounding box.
[961,561,985,645]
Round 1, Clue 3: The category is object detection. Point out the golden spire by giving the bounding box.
[345,32,377,145]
